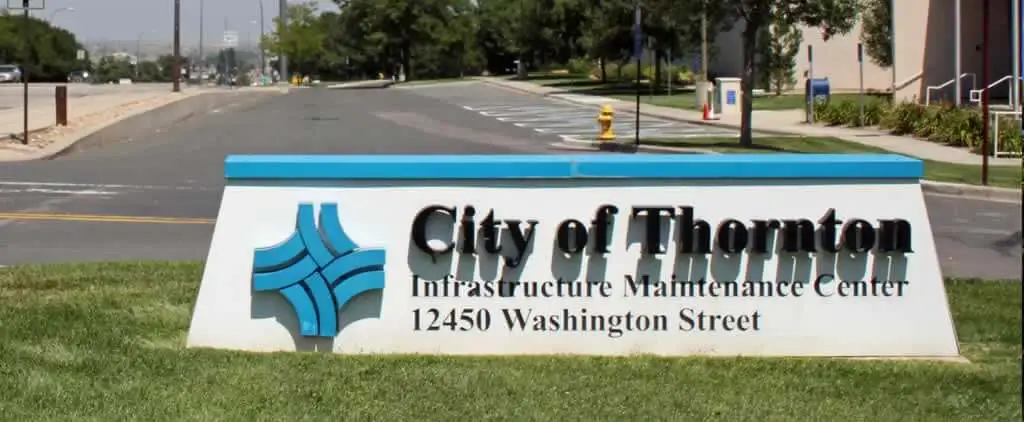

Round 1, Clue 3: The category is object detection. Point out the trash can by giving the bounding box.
[805,78,830,104]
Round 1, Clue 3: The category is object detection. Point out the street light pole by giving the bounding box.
[954,0,961,106]
[173,0,181,92]
[135,31,143,78]
[199,0,204,82]
[700,0,708,81]
[20,0,29,145]
[258,0,265,75]
[279,0,288,80]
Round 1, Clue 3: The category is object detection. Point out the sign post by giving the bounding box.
[806,45,815,124]
[222,30,239,49]
[858,43,865,126]
[633,2,642,148]
[7,0,45,145]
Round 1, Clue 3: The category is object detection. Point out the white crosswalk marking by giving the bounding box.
[460,102,736,140]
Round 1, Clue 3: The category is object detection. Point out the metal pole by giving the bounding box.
[173,0,181,92]
[199,0,204,83]
[1013,0,1021,111]
[981,0,991,185]
[634,2,641,148]
[667,47,672,96]
[258,0,265,76]
[21,1,29,145]
[807,45,815,123]
[224,17,229,79]
[955,0,962,106]
[700,1,708,81]
[135,34,141,78]
[858,43,865,126]
[889,0,896,94]
[648,38,653,102]
[279,0,288,80]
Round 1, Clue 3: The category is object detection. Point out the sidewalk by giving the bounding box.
[478,77,1021,167]
[0,89,202,161]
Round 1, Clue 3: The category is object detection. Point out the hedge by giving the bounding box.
[814,99,1023,155]
[585,62,696,85]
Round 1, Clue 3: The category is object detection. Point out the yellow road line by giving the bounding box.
[0,212,214,225]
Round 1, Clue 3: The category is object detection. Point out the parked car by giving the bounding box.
[67,70,92,83]
[0,64,22,83]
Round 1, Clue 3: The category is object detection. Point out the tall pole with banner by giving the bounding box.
[633,2,642,148]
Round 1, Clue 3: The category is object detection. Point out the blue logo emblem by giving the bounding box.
[252,203,386,337]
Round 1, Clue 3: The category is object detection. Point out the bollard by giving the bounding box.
[597,104,616,141]
[55,85,68,126]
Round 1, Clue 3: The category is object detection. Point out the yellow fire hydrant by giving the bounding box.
[291,74,300,86]
[597,104,615,141]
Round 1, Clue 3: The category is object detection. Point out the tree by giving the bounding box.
[0,13,85,81]
[757,10,802,95]
[859,0,892,68]
[711,1,859,146]
[157,54,188,81]
[94,56,133,82]
[261,1,325,76]
[135,61,162,82]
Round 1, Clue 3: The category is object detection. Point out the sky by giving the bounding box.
[14,0,339,44]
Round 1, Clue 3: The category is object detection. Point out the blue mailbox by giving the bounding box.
[805,78,830,103]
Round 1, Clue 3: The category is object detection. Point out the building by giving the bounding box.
[710,1,1018,105]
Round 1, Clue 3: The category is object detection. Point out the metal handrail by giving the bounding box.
[894,72,923,91]
[969,75,1019,103]
[925,73,978,105]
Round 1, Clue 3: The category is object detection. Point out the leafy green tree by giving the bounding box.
[0,13,85,81]
[473,0,519,74]
[157,54,188,81]
[859,0,892,68]
[94,56,133,82]
[135,61,162,82]
[261,1,326,76]
[710,0,859,146]
[757,9,803,95]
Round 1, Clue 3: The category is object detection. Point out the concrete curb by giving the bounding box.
[325,80,396,89]
[550,139,1022,202]
[920,180,1022,203]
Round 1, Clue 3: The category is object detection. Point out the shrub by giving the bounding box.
[824,96,1019,157]
[995,116,1024,154]
[567,57,592,76]
[931,107,982,148]
[587,61,694,85]
[816,100,856,126]
[813,97,888,127]
[879,101,925,135]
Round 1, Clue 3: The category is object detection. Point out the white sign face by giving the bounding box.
[222,31,239,48]
[76,49,85,60]
[188,179,959,357]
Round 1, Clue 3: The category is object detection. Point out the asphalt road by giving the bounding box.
[0,81,1019,280]
[407,81,736,141]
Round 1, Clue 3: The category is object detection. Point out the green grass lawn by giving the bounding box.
[616,91,880,111]
[0,262,1020,420]
[645,136,1024,189]
[523,76,882,111]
